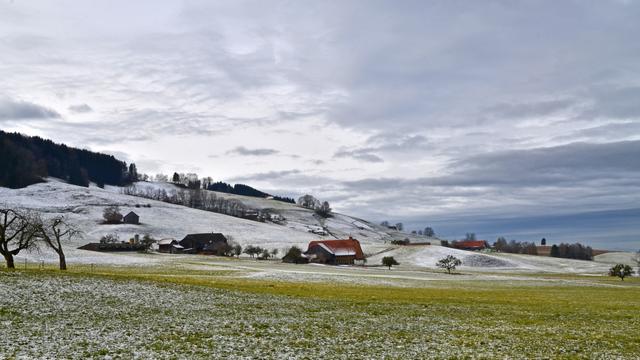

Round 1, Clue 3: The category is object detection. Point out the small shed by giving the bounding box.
[123,211,140,225]
[158,238,183,253]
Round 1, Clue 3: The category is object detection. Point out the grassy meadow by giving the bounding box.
[1,264,639,359]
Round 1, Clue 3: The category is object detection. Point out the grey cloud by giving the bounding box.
[484,99,575,119]
[333,134,432,162]
[0,97,60,120]
[333,148,384,163]
[230,169,302,182]
[226,146,279,156]
[583,86,640,120]
[341,140,640,192]
[68,104,93,113]
[447,140,640,187]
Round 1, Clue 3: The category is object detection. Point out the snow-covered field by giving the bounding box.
[1,269,639,359]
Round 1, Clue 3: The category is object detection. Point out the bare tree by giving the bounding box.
[315,201,332,218]
[0,208,40,269]
[436,255,462,274]
[38,216,81,270]
[297,194,320,209]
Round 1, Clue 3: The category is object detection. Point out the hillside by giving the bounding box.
[0,179,420,263]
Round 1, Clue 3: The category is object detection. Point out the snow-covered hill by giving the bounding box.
[0,180,424,263]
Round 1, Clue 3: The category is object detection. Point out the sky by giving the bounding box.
[0,0,639,250]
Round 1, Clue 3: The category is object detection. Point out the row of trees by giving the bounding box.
[379,221,404,231]
[0,130,132,188]
[167,172,296,204]
[297,195,332,218]
[0,208,79,270]
[411,227,435,237]
[549,243,594,260]
[493,237,538,255]
[121,185,276,222]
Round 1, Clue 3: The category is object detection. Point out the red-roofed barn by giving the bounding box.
[452,240,487,251]
[304,237,365,265]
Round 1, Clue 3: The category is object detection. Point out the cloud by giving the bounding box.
[229,169,301,182]
[0,96,60,120]
[226,146,279,156]
[333,148,384,163]
[2,1,640,248]
[484,99,575,119]
[68,104,93,113]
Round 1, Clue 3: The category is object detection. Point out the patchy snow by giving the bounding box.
[0,180,404,265]
[1,180,633,274]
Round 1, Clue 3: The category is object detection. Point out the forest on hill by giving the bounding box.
[0,130,129,188]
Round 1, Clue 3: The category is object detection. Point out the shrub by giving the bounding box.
[382,256,399,269]
[102,206,123,224]
[391,239,410,245]
[99,233,119,244]
[282,246,308,264]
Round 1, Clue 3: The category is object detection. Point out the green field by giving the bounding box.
[1,265,639,359]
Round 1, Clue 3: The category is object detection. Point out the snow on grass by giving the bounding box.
[365,244,629,275]
[1,270,639,359]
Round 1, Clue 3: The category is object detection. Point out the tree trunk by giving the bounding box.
[58,252,67,270]
[3,253,15,269]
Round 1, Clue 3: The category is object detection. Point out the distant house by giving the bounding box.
[452,240,487,251]
[179,233,228,254]
[304,237,365,265]
[123,211,140,225]
[158,238,183,254]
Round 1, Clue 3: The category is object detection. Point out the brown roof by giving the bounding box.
[306,237,365,260]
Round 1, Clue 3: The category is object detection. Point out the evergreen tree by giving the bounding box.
[128,163,138,182]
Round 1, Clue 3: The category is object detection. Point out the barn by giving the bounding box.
[304,237,365,265]
[123,211,140,224]
[452,240,487,251]
[179,233,228,254]
[158,238,183,253]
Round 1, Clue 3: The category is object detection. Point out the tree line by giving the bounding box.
[297,194,332,218]
[550,242,594,260]
[121,185,280,223]
[166,172,295,204]
[0,130,132,188]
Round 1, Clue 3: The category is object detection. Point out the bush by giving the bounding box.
[99,233,119,244]
[382,256,399,269]
[282,246,308,264]
[391,239,410,245]
[102,206,123,224]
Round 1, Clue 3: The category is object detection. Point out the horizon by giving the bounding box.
[1,1,639,250]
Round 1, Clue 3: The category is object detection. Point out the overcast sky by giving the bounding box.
[1,0,639,249]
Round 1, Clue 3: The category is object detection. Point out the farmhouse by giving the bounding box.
[123,211,140,224]
[304,237,365,265]
[453,240,487,251]
[179,233,228,254]
[158,238,183,253]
